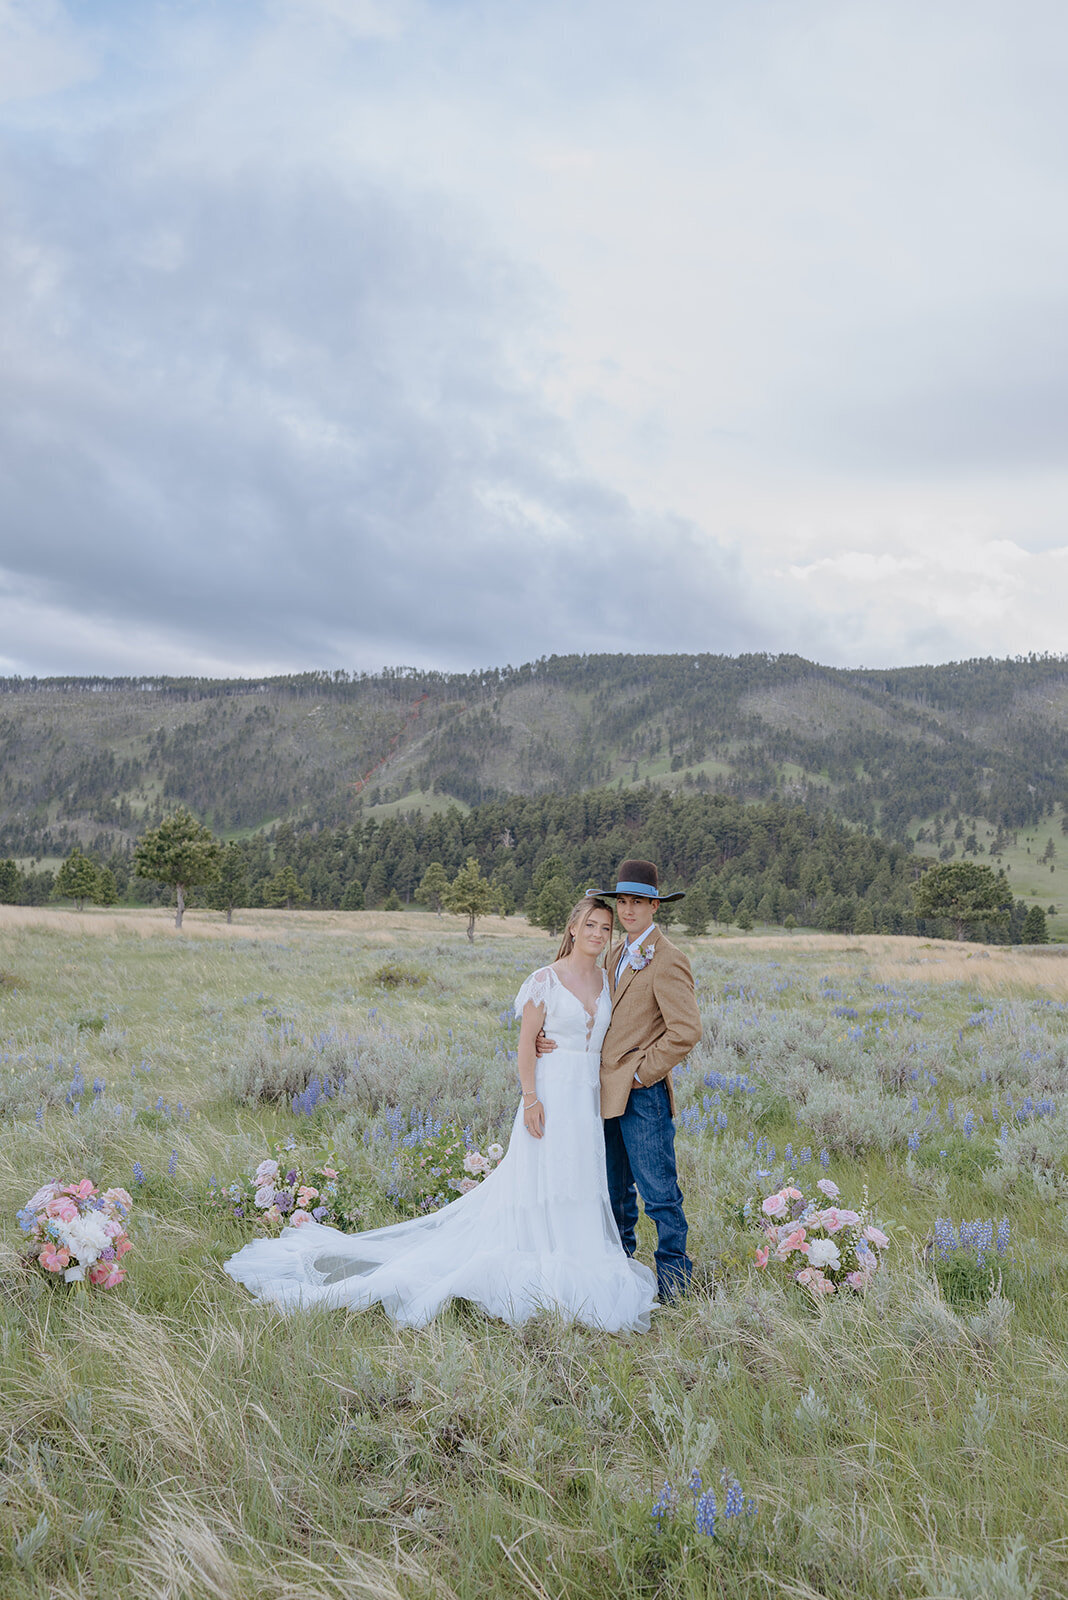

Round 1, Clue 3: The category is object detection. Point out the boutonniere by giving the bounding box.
[626,940,656,972]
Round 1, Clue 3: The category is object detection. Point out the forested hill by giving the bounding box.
[1,652,1067,860]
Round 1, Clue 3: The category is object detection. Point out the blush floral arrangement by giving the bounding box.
[18,1178,133,1288]
[207,1139,364,1233]
[754,1177,890,1298]
[410,1124,504,1213]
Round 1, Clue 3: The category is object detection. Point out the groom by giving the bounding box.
[597,859,702,1301]
[539,858,702,1301]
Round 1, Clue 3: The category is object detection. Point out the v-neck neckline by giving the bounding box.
[551,966,606,1028]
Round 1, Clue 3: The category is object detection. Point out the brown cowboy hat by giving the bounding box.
[592,858,685,902]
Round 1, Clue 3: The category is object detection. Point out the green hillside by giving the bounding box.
[2,654,1067,867]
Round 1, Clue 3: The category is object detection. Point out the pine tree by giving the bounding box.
[207,843,249,924]
[265,865,307,910]
[415,861,450,917]
[54,849,101,912]
[1020,904,1049,944]
[444,858,497,943]
[133,810,222,929]
[681,884,711,937]
[530,876,573,937]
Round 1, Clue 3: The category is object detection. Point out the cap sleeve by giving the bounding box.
[514,967,554,1017]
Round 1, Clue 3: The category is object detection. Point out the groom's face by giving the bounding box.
[616,894,658,938]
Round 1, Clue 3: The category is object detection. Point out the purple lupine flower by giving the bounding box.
[695,1489,716,1537]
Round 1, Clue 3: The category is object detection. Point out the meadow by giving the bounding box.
[1,905,1067,1599]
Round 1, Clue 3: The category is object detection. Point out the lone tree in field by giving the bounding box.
[913,860,1013,941]
[133,809,221,929]
[53,848,101,912]
[415,861,450,917]
[444,857,496,943]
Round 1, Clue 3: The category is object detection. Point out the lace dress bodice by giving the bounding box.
[514,966,611,1057]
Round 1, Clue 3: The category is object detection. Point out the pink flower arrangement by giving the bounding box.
[753,1179,889,1299]
[18,1179,133,1289]
[209,1141,363,1233]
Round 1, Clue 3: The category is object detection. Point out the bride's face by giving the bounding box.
[570,906,613,958]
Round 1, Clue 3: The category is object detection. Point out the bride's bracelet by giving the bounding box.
[522,1092,540,1105]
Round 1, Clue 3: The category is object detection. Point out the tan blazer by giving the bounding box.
[601,931,702,1120]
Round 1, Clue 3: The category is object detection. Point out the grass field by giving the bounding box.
[2,908,1067,1599]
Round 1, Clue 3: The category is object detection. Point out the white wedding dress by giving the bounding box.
[224,967,656,1331]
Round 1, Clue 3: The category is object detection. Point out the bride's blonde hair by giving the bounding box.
[555,895,614,961]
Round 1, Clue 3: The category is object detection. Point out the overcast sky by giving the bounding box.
[2,0,1066,678]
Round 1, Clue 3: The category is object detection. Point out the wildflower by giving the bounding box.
[695,1489,716,1537]
[132,1162,145,1185]
[167,1150,178,1176]
[651,1481,674,1530]
[723,1478,744,1518]
[819,1149,830,1170]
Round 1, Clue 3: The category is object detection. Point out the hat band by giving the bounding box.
[614,879,659,897]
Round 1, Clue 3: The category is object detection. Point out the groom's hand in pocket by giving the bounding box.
[534,1030,558,1056]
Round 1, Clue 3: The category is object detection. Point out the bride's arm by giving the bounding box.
[517,1001,546,1139]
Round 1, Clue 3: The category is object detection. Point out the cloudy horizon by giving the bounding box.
[2,0,1067,680]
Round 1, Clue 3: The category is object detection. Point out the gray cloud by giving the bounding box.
[0,133,770,674]
[2,0,1067,676]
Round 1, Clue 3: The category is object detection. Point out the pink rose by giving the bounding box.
[761,1193,787,1218]
[289,1210,313,1228]
[755,1246,769,1269]
[816,1178,840,1199]
[863,1226,890,1249]
[103,1187,134,1213]
[819,1208,842,1232]
[812,1274,836,1295]
[25,1182,60,1214]
[795,1267,815,1287]
[254,1160,279,1185]
[296,1186,318,1205]
[776,1227,809,1259]
[457,1178,478,1194]
[46,1197,79,1223]
[836,1209,861,1226]
[782,1187,804,1200]
[319,1167,338,1180]
[846,1270,872,1290]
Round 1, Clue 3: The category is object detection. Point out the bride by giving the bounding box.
[224,895,657,1332]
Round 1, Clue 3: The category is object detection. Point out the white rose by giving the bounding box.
[254,1185,277,1208]
[56,1211,111,1265]
[806,1238,841,1271]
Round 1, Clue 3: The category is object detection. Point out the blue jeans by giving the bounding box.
[603,1080,691,1301]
